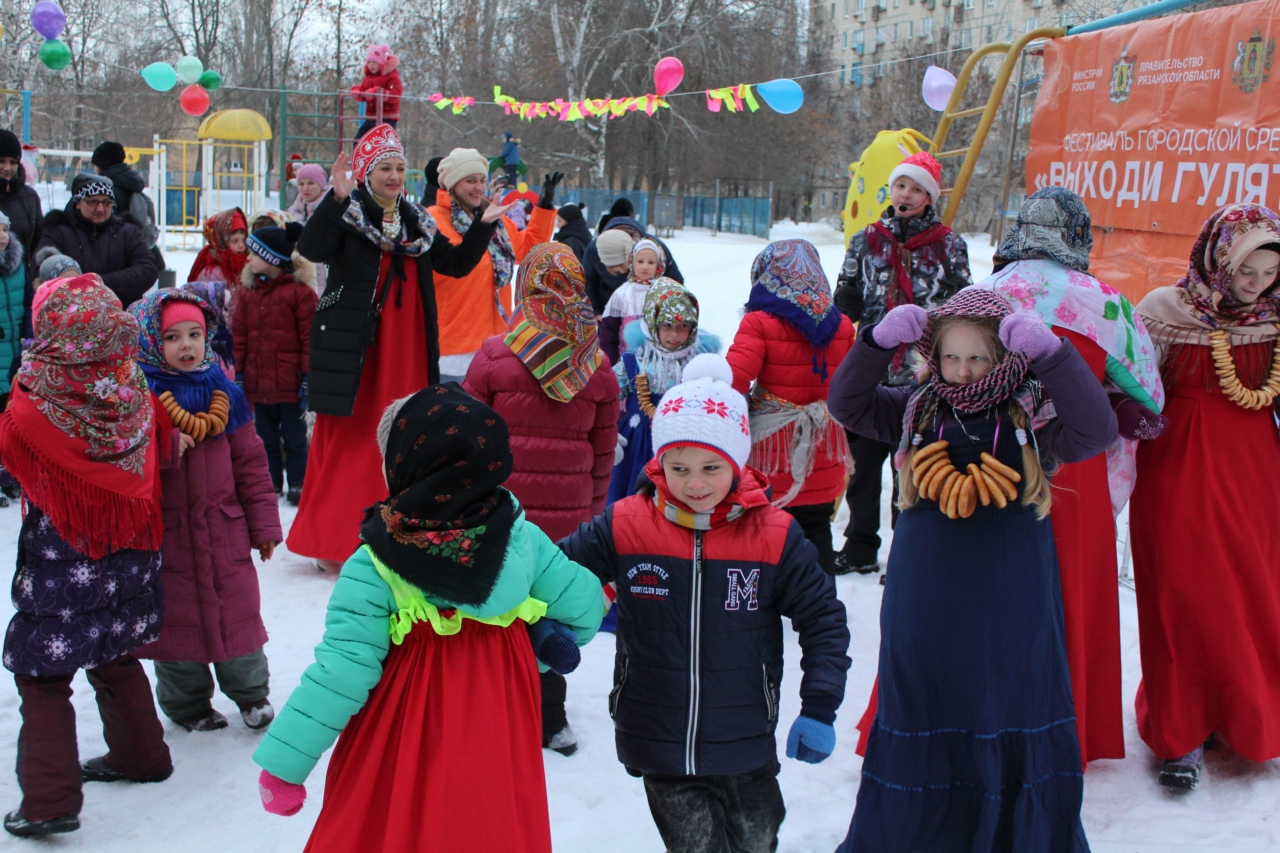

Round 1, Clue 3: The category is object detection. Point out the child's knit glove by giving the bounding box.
[527,619,580,675]
[613,434,628,467]
[999,312,1061,361]
[785,715,836,764]
[871,304,929,349]
[259,769,306,816]
[1110,393,1168,440]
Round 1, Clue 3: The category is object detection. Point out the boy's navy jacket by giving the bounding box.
[559,469,850,777]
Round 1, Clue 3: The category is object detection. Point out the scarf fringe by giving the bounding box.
[0,418,161,560]
[746,417,851,508]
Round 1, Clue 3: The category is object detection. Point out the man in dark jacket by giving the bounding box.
[0,130,43,283]
[552,203,591,262]
[37,174,157,305]
[92,141,165,275]
[582,216,684,314]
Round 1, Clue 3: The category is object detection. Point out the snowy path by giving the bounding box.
[0,223,1272,851]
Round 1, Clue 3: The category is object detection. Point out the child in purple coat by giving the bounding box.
[130,290,283,733]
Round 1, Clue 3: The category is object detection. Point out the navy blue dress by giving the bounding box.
[607,352,655,505]
[838,415,1089,853]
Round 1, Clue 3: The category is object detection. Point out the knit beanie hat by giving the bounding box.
[247,225,301,268]
[160,300,207,334]
[557,203,583,224]
[651,354,751,472]
[0,210,9,227]
[597,229,634,266]
[0,130,19,163]
[888,151,944,203]
[38,253,80,284]
[295,163,327,186]
[92,141,127,170]
[437,148,489,192]
[71,173,116,202]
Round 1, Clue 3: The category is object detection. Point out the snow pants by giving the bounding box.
[14,654,171,820]
[642,761,785,853]
[153,646,269,722]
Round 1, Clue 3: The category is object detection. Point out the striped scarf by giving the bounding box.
[644,457,770,531]
[503,243,602,402]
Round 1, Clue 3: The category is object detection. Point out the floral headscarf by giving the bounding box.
[642,279,699,353]
[994,186,1093,273]
[129,290,253,433]
[359,384,517,606]
[0,274,162,558]
[746,239,842,350]
[504,243,603,402]
[188,208,249,287]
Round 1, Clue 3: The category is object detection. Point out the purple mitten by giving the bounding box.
[259,769,306,816]
[1110,393,1169,440]
[871,304,929,348]
[999,312,1061,360]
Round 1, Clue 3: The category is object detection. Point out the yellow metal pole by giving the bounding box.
[941,27,1067,226]
[931,42,1012,156]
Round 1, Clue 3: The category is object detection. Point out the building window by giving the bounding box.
[905,20,913,38]
[844,0,850,15]
[840,64,846,83]
[921,18,933,38]
[831,3,836,19]
[853,30,865,52]
[891,22,898,40]
[857,0,866,14]
[852,64,863,87]
[1025,17,1039,31]
[963,0,974,8]
[843,31,849,49]
[985,24,993,41]
[1004,21,1013,39]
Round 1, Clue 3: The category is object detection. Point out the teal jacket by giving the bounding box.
[0,238,24,394]
[253,498,603,784]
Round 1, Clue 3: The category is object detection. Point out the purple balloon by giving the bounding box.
[30,2,66,41]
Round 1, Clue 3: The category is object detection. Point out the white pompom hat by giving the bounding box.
[651,354,751,472]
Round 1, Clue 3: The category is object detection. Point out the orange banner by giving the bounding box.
[1026,0,1280,301]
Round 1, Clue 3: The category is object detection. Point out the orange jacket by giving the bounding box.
[428,202,556,356]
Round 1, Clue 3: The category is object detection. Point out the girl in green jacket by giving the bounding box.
[253,384,603,852]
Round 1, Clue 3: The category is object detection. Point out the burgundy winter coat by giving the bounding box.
[232,262,318,404]
[134,416,282,663]
[726,310,856,507]
[464,335,619,541]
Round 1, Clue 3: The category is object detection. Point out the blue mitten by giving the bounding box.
[785,715,836,764]
[527,619,580,675]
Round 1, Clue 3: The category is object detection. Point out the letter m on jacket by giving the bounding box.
[725,568,760,611]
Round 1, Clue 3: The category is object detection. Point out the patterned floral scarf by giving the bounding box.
[634,280,700,395]
[452,198,516,311]
[900,289,1051,446]
[504,243,603,402]
[188,208,249,287]
[342,186,437,256]
[745,239,843,376]
[0,274,162,558]
[359,384,517,606]
[130,290,253,434]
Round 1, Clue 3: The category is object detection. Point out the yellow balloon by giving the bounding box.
[517,181,528,193]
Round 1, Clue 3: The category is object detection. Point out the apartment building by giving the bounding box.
[820,0,1158,87]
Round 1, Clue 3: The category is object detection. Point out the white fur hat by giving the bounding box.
[651,354,751,471]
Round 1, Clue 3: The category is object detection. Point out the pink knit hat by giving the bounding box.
[160,301,207,334]
[295,163,327,186]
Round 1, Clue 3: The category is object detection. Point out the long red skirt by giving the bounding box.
[1131,341,1280,762]
[304,620,551,853]
[854,331,1126,764]
[287,258,432,563]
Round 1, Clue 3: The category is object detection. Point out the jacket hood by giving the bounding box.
[0,163,27,195]
[103,163,146,193]
[239,253,317,290]
[604,216,648,238]
[0,234,23,276]
[554,218,592,242]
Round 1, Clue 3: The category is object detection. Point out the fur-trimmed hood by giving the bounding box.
[239,252,317,291]
[0,233,23,276]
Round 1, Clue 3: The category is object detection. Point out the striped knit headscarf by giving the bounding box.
[503,243,603,402]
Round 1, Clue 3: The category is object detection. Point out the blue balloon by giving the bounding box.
[757,78,804,115]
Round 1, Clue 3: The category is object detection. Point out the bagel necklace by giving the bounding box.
[158,390,230,442]
[908,435,1023,520]
[635,374,657,417]
[1209,330,1280,410]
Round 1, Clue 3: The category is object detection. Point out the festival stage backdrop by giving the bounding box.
[1027,0,1280,300]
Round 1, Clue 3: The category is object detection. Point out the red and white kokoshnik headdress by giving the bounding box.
[352,123,404,183]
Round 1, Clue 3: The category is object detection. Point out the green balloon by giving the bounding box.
[38,38,71,71]
[141,62,177,92]
[197,70,221,92]
[176,55,204,84]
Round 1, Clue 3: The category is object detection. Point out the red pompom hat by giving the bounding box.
[888,151,944,204]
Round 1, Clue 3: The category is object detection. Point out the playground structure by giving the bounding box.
[276,89,390,208]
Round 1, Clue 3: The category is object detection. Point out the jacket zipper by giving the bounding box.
[685,531,704,776]
[762,663,777,723]
[609,656,628,719]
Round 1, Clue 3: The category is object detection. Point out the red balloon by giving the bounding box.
[653,57,684,97]
[179,83,210,117]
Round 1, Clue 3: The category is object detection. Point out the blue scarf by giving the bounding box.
[746,239,843,377]
[129,290,253,434]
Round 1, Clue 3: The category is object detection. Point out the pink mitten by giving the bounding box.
[998,312,1061,360]
[871,304,930,348]
[259,769,306,816]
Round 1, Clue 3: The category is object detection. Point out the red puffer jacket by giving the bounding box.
[464,335,619,541]
[232,260,319,404]
[726,310,856,507]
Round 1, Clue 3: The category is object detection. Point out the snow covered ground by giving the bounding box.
[0,223,1273,852]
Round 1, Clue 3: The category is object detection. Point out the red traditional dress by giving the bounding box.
[1133,203,1280,763]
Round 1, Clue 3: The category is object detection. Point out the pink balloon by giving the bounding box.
[653,57,684,97]
[922,65,957,112]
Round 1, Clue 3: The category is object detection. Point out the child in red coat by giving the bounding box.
[351,44,402,140]
[726,239,856,573]
[233,224,318,505]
